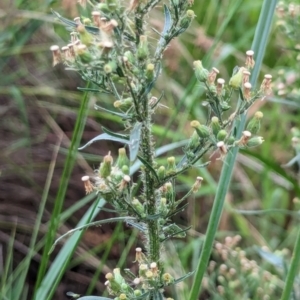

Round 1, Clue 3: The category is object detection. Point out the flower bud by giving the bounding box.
[229,67,246,89]
[159,197,168,215]
[137,35,149,60]
[113,268,125,285]
[139,264,148,277]
[227,136,235,145]
[188,131,200,150]
[162,273,174,285]
[76,44,92,63]
[119,294,127,300]
[179,10,196,32]
[77,24,93,45]
[134,290,142,296]
[114,97,133,111]
[105,272,121,294]
[132,198,145,217]
[246,111,263,135]
[122,165,130,175]
[116,148,130,169]
[99,152,113,178]
[193,60,209,82]
[157,166,166,181]
[211,116,221,136]
[246,136,264,148]
[104,60,117,74]
[190,120,210,139]
[217,130,227,142]
[145,63,155,81]
[167,156,176,173]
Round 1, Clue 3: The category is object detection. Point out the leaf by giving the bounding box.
[129,122,142,162]
[101,126,129,141]
[163,223,187,238]
[52,10,100,35]
[94,104,129,118]
[256,247,284,269]
[137,155,159,183]
[282,153,300,168]
[78,133,130,150]
[173,271,195,285]
[162,5,173,36]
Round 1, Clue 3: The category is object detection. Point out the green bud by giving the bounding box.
[119,294,127,300]
[99,152,113,178]
[246,136,264,148]
[193,60,209,82]
[162,273,174,285]
[77,24,93,45]
[190,120,210,139]
[211,116,221,136]
[113,268,125,285]
[246,111,263,135]
[132,198,145,217]
[76,44,92,63]
[167,156,176,172]
[217,130,227,141]
[122,165,130,175]
[145,63,155,81]
[157,166,166,181]
[159,197,168,215]
[139,264,148,277]
[114,97,133,110]
[105,272,121,294]
[83,18,92,25]
[116,148,130,169]
[179,10,195,32]
[104,60,117,74]
[188,131,200,150]
[229,67,246,89]
[137,35,149,60]
[134,290,142,296]
[227,136,235,145]
[165,182,173,204]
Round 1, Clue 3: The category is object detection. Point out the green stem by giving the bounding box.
[188,1,277,299]
[281,218,300,300]
[141,113,160,263]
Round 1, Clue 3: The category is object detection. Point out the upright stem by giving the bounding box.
[140,101,160,263]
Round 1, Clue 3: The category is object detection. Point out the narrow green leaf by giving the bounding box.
[137,155,159,183]
[101,126,129,140]
[78,133,130,150]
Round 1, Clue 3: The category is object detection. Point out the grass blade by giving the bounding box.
[34,84,91,294]
[188,1,278,299]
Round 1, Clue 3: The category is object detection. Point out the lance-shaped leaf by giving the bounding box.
[78,133,129,150]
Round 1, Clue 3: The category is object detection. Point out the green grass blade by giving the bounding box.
[34,84,91,294]
[36,197,106,300]
[280,229,300,300]
[188,1,278,299]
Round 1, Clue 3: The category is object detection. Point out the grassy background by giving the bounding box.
[1,0,300,299]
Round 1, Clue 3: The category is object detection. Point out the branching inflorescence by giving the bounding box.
[50,0,272,299]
